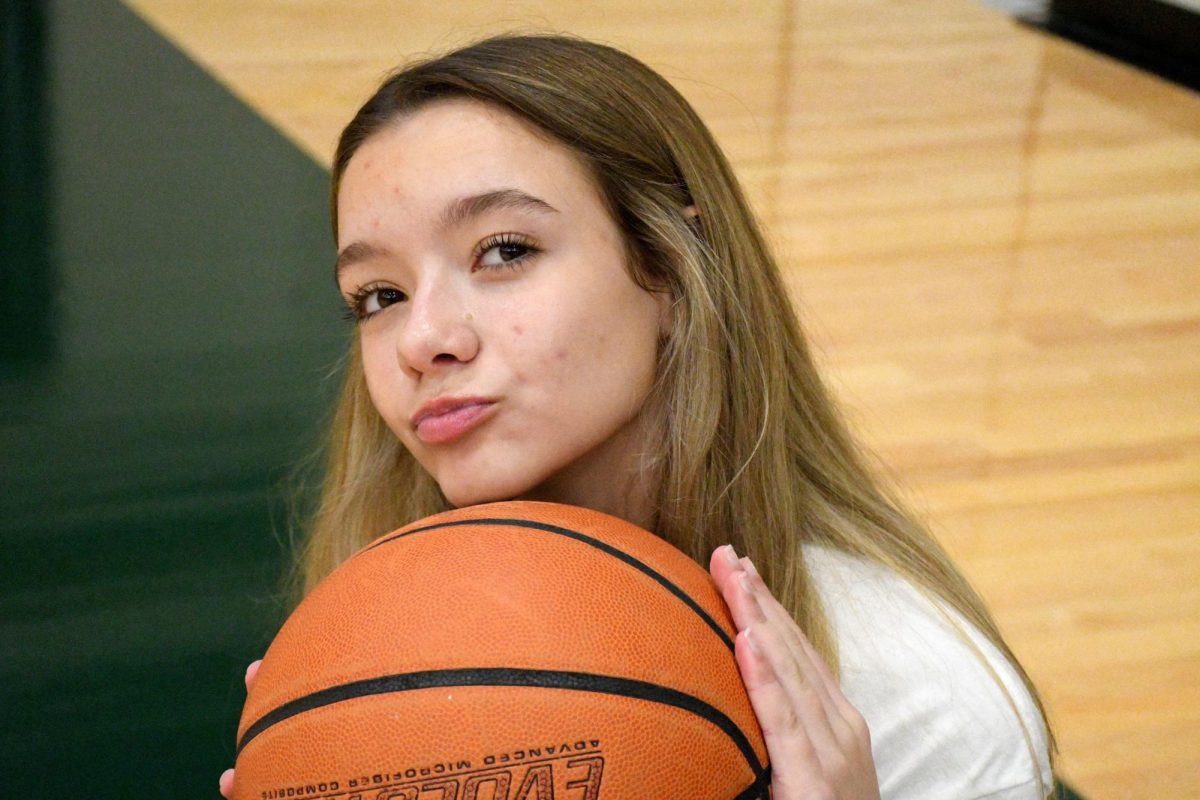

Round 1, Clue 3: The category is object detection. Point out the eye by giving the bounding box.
[343,284,407,322]
[474,233,539,271]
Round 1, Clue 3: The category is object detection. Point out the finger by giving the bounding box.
[735,627,825,798]
[740,559,810,668]
[223,661,262,800]
[746,565,868,756]
[739,558,813,668]
[789,629,876,782]
[725,557,848,755]
[726,570,842,765]
[741,564,838,708]
[737,563,878,795]
[740,562,851,744]
[245,659,261,691]
[737,558,795,643]
[793,623,869,740]
[741,605,843,764]
[723,566,770,633]
[709,544,743,592]
[710,545,768,632]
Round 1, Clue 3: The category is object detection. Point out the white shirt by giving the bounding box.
[804,544,1053,800]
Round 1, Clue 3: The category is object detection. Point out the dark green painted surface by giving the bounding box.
[2,0,55,364]
[1056,781,1087,800]
[1,1,346,794]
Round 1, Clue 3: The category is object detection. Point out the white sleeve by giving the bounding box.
[802,545,1053,800]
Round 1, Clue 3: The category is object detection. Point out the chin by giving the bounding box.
[437,478,528,510]
[437,469,575,511]
[429,452,581,510]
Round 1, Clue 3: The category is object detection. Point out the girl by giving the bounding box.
[223,33,1053,800]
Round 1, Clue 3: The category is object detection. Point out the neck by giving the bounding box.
[518,416,660,533]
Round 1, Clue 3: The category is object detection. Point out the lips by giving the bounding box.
[411,397,497,444]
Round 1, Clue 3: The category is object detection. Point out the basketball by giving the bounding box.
[232,500,770,799]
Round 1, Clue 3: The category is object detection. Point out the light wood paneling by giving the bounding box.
[121,1,1200,796]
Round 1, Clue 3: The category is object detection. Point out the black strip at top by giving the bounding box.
[236,666,766,787]
[364,517,736,653]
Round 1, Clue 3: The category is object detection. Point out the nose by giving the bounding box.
[395,281,479,376]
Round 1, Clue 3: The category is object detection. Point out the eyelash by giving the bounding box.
[341,232,541,323]
[341,282,400,323]
[475,232,540,272]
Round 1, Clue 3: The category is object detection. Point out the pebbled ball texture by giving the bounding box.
[233,500,769,800]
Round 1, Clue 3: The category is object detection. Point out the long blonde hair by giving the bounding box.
[296,31,1053,777]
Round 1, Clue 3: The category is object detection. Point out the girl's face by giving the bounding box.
[335,98,669,518]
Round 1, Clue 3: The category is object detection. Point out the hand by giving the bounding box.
[219,659,261,799]
[710,545,880,800]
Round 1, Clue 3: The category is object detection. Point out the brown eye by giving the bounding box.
[475,233,539,271]
[349,285,407,321]
[371,288,406,311]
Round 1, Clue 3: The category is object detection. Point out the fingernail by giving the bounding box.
[742,557,760,577]
[720,544,739,567]
[743,627,762,655]
[738,570,754,595]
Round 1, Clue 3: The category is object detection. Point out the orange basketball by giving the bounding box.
[232,500,770,799]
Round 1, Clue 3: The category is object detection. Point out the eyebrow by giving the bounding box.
[335,188,559,279]
[334,241,388,281]
[438,188,559,230]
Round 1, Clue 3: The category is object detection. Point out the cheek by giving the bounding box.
[528,324,604,381]
[359,337,408,428]
[533,306,657,407]
[507,345,572,402]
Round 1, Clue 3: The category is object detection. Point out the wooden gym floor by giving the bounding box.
[120,1,1200,796]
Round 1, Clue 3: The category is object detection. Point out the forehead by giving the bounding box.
[337,98,604,224]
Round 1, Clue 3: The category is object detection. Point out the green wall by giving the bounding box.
[1,1,345,794]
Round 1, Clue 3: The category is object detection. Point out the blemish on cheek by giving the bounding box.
[511,324,524,336]
[371,217,381,230]
[554,348,568,362]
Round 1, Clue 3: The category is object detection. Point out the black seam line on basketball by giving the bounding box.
[735,763,772,800]
[235,667,765,779]
[364,517,736,653]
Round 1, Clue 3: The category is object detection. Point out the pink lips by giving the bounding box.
[411,397,497,444]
